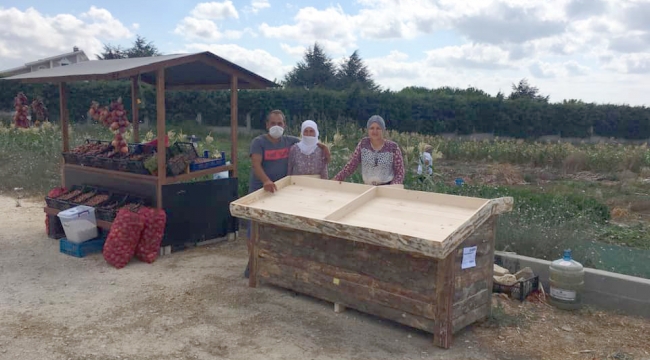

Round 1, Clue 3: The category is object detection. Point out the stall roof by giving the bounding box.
[1,51,278,90]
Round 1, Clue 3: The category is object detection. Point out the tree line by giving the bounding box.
[1,38,649,140]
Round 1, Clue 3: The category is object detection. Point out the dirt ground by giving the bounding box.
[0,195,649,360]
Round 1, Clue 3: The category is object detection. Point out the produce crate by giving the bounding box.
[190,152,227,172]
[45,185,85,210]
[61,152,80,165]
[96,193,147,222]
[172,142,199,161]
[60,232,107,258]
[493,275,539,301]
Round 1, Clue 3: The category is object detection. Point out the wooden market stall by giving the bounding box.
[230,176,513,349]
[3,52,278,249]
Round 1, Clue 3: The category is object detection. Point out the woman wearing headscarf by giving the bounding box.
[287,120,329,179]
[333,115,404,186]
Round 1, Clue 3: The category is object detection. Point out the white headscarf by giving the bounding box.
[296,120,319,155]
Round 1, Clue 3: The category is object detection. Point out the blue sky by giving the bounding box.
[1,0,650,106]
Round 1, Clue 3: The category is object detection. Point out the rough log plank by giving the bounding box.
[453,303,490,334]
[230,184,513,259]
[259,249,434,303]
[258,261,437,333]
[258,224,437,296]
[248,221,260,288]
[258,258,437,319]
[452,289,490,319]
[433,255,455,348]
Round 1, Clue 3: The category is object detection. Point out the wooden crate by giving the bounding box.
[230,176,513,349]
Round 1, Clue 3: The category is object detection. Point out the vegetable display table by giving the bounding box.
[230,176,513,349]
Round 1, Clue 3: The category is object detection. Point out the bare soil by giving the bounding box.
[1,195,649,360]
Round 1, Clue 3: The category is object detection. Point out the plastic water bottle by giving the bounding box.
[549,249,585,310]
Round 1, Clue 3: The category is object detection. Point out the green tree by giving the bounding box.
[126,35,161,58]
[284,42,337,90]
[508,78,549,102]
[335,50,379,91]
[96,44,127,60]
[97,35,161,60]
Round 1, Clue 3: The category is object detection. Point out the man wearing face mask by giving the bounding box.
[248,110,330,194]
[244,110,331,278]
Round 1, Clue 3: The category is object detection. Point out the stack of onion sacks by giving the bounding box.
[108,97,130,155]
[13,92,30,128]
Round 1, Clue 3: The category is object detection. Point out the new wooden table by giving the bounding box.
[230,176,513,349]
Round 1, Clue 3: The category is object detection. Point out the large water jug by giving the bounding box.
[548,249,585,310]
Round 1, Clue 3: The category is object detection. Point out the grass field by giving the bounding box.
[1,120,649,278]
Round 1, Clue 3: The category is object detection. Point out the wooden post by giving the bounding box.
[59,82,68,187]
[433,255,456,349]
[230,75,238,178]
[248,221,259,288]
[155,68,166,209]
[131,76,140,142]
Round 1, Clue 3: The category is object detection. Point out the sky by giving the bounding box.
[1,0,649,106]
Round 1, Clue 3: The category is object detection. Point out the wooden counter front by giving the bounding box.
[247,216,496,349]
[231,176,512,349]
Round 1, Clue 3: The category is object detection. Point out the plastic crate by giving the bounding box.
[60,237,105,257]
[60,234,106,258]
[493,275,539,301]
[190,152,227,172]
[45,185,85,210]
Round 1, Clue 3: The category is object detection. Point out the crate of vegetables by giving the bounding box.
[63,139,111,166]
[190,152,227,172]
[77,140,112,167]
[45,185,87,210]
[171,141,199,161]
[96,193,148,223]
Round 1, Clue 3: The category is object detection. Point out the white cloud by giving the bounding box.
[0,6,131,67]
[182,43,291,82]
[246,0,271,14]
[258,6,357,55]
[529,60,565,78]
[132,23,140,30]
[190,1,239,20]
[425,44,514,70]
[280,43,306,58]
[174,17,222,41]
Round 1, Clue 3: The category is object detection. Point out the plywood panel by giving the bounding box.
[229,176,514,259]
[241,177,371,219]
[334,196,479,242]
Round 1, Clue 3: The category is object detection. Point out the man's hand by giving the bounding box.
[263,180,278,193]
[318,143,331,164]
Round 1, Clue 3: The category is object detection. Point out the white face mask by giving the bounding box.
[301,136,318,147]
[269,125,284,139]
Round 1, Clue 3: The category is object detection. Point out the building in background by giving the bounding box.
[0,47,89,77]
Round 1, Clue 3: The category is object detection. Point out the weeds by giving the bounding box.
[1,120,649,278]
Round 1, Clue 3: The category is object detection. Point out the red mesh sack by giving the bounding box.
[103,207,145,269]
[134,207,167,263]
[47,187,67,198]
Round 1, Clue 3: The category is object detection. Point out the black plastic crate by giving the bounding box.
[45,185,85,210]
[172,142,199,161]
[96,193,148,222]
[493,275,539,301]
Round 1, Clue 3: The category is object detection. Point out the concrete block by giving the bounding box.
[495,251,650,318]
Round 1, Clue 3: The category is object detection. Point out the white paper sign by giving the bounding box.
[461,246,477,269]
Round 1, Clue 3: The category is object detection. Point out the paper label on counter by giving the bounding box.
[461,246,477,269]
[550,286,576,301]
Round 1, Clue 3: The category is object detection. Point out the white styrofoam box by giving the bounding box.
[212,161,231,180]
[57,205,99,243]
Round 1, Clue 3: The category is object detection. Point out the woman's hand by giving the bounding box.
[263,180,278,193]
